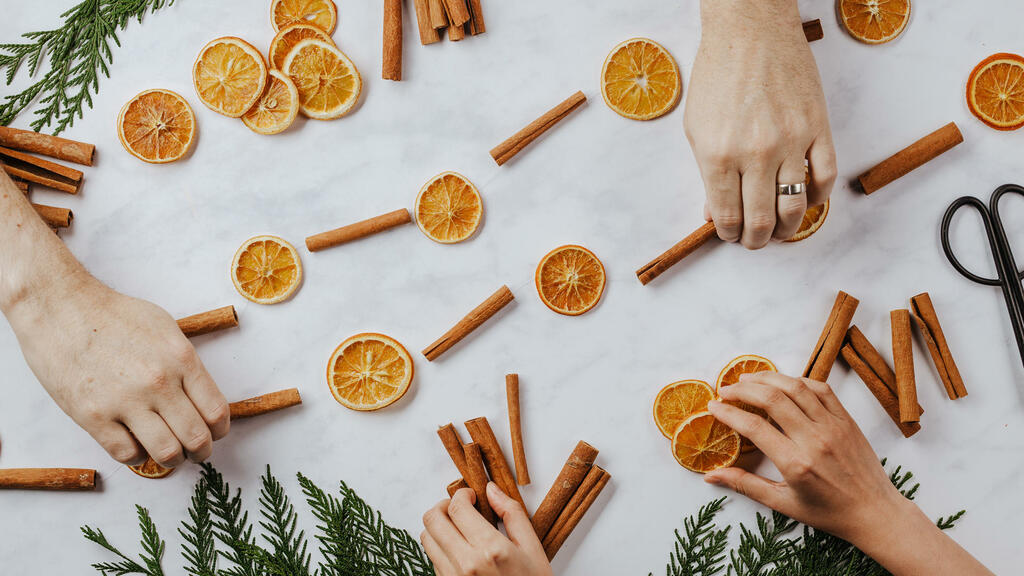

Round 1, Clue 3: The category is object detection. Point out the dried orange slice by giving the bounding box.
[716,354,777,453]
[271,0,338,34]
[283,39,361,120]
[193,37,268,118]
[242,70,300,135]
[269,23,334,70]
[654,380,714,439]
[838,0,910,45]
[327,333,414,411]
[117,89,195,164]
[601,38,681,121]
[128,457,175,479]
[785,200,830,243]
[535,245,606,316]
[231,235,303,305]
[414,172,482,243]
[671,411,741,474]
[967,53,1024,131]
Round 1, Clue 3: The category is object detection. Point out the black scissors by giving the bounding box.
[941,184,1024,369]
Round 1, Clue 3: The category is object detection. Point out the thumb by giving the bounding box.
[704,467,785,510]
[486,483,542,550]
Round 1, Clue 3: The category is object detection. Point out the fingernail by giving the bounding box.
[738,373,751,382]
[704,474,722,486]
[486,482,501,498]
[708,399,722,410]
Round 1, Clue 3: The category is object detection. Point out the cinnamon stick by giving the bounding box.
[442,0,470,25]
[840,345,921,438]
[891,309,919,423]
[803,291,860,382]
[437,423,470,478]
[177,306,238,338]
[446,15,466,41]
[428,0,448,30]
[446,478,468,497]
[846,325,922,414]
[0,126,95,166]
[462,442,497,523]
[464,416,526,510]
[422,285,514,361]
[636,221,718,285]
[858,122,963,195]
[532,440,598,540]
[2,162,79,194]
[506,374,530,486]
[31,203,73,228]
[0,145,83,183]
[467,0,485,34]
[306,208,411,252]
[229,388,302,419]
[490,91,587,166]
[413,0,441,44]
[13,179,29,193]
[542,465,610,560]
[911,292,967,399]
[802,19,824,42]
[382,0,403,81]
[0,468,96,491]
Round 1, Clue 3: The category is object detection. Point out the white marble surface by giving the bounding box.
[2,0,1024,573]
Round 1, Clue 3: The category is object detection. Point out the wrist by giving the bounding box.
[845,494,932,560]
[700,0,803,38]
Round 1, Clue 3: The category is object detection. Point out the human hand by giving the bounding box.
[421,483,553,576]
[684,0,837,248]
[5,274,229,467]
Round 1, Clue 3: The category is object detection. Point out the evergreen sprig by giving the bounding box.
[82,505,165,576]
[650,496,731,576]
[0,0,177,133]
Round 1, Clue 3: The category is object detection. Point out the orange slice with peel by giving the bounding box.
[117,89,195,164]
[327,333,414,411]
[414,172,483,244]
[193,37,267,118]
[671,411,741,473]
[535,245,606,316]
[269,23,334,70]
[785,200,829,243]
[128,457,175,479]
[231,235,303,305]
[716,354,777,453]
[838,0,910,45]
[271,0,338,33]
[601,38,681,121]
[283,39,361,120]
[242,70,300,135]
[654,379,714,439]
[966,53,1024,131]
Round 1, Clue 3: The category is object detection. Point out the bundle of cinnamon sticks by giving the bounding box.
[413,0,485,45]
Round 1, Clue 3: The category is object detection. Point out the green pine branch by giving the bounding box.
[179,479,217,576]
[82,505,165,576]
[256,466,312,576]
[650,496,731,576]
[0,0,177,134]
[200,462,263,576]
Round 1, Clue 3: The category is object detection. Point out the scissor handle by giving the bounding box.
[990,184,1024,283]
[941,196,1002,286]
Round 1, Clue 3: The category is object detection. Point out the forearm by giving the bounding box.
[700,0,802,38]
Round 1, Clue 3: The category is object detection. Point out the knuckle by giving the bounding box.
[746,213,775,235]
[778,200,807,220]
[184,428,212,454]
[789,457,814,479]
[108,442,142,464]
[153,444,183,467]
[764,387,787,407]
[447,496,470,518]
[484,543,511,565]
[207,401,230,426]
[169,339,197,366]
[144,370,174,395]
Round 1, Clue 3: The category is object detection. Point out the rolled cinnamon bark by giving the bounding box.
[841,345,921,438]
[437,423,470,477]
[229,388,302,419]
[412,0,441,44]
[31,203,73,228]
[636,221,718,285]
[462,442,496,523]
[382,0,403,81]
[305,208,411,252]
[910,292,967,399]
[0,126,95,166]
[446,478,468,497]
[846,325,922,414]
[506,374,530,486]
[0,145,83,182]
[2,162,78,194]
[446,14,466,41]
[422,285,514,361]
[802,19,824,42]
[0,468,96,491]
[891,310,919,423]
[177,306,238,338]
[858,122,963,195]
[442,0,470,25]
[428,0,448,29]
[490,91,587,166]
[13,179,29,193]
[464,417,526,510]
[532,441,598,540]
[542,465,610,560]
[466,0,485,34]
[803,291,859,382]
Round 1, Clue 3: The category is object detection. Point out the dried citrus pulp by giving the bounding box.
[128,457,174,479]
[271,0,338,34]
[966,53,1024,131]
[283,39,361,120]
[786,200,830,243]
[231,236,303,304]
[671,412,741,474]
[716,354,777,453]
[270,23,334,70]
[242,70,300,135]
[414,172,482,243]
[327,333,414,411]
[838,0,910,45]
[535,245,606,316]
[117,89,195,163]
[601,38,681,121]
[653,380,715,439]
[193,37,268,118]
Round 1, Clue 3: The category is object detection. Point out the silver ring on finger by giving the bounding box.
[776,182,807,196]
